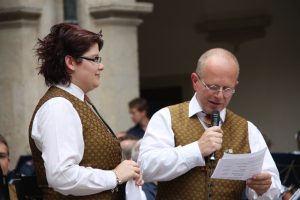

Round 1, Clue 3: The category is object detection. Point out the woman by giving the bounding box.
[29,23,142,200]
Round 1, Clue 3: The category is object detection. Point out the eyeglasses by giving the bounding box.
[196,73,235,97]
[0,152,8,159]
[79,55,102,64]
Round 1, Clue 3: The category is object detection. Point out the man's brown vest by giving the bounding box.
[156,102,250,200]
[28,86,122,200]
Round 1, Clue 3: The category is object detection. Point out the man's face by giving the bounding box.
[0,143,9,175]
[192,55,239,114]
[129,107,146,124]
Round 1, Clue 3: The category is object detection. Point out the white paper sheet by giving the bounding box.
[211,148,267,180]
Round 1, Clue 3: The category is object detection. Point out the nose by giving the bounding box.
[214,90,224,98]
[99,63,104,70]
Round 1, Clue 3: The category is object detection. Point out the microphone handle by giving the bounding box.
[209,111,220,161]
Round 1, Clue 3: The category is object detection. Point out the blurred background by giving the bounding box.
[0,0,299,168]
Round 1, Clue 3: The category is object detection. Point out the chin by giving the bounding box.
[94,81,100,88]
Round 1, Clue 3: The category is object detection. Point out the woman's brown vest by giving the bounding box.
[28,86,122,200]
[156,102,250,200]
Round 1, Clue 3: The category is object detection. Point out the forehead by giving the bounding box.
[129,107,140,112]
[86,43,100,55]
[202,55,238,79]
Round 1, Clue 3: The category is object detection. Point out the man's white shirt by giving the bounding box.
[139,94,281,200]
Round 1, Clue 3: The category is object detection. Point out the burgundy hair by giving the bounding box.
[35,23,103,86]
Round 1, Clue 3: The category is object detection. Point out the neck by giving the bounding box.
[140,117,149,130]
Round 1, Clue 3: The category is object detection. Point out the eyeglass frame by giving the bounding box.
[79,55,102,64]
[195,73,236,97]
[0,152,8,159]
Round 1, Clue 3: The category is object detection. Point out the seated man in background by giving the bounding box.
[0,135,10,177]
[0,134,18,200]
[127,98,150,139]
[292,131,300,154]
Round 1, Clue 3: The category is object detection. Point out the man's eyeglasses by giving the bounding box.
[196,73,235,97]
[79,55,102,64]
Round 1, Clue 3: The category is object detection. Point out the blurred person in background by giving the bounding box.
[127,98,150,139]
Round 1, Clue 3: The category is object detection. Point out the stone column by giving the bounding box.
[0,0,63,167]
[77,0,153,133]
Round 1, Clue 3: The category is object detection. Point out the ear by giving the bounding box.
[65,55,76,72]
[235,80,239,86]
[191,72,199,91]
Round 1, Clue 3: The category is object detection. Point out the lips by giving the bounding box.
[208,100,222,105]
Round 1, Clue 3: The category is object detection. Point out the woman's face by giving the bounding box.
[71,43,104,93]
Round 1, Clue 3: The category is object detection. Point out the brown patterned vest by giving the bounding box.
[156,101,250,200]
[28,86,122,200]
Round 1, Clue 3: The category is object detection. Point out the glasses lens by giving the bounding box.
[208,85,220,92]
[0,153,8,159]
[223,88,234,97]
[94,56,101,63]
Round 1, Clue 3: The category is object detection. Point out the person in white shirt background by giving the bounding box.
[292,131,300,155]
[29,23,142,200]
[139,48,282,199]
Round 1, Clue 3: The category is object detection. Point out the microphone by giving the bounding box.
[209,111,220,161]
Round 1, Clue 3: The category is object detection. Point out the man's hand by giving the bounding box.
[197,126,223,157]
[246,172,272,196]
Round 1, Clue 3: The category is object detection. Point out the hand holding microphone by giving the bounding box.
[197,111,223,159]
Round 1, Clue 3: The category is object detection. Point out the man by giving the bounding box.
[119,134,139,160]
[292,131,300,154]
[139,48,281,199]
[0,135,10,200]
[127,98,150,139]
[0,135,9,177]
[0,135,17,200]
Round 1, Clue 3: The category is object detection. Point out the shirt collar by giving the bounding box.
[56,83,85,102]
[188,93,226,123]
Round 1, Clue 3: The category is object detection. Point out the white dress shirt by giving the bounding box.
[31,83,117,196]
[139,94,281,200]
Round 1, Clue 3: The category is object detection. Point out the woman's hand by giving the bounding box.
[114,160,141,183]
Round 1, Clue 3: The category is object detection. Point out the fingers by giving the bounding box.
[246,182,271,196]
[251,172,271,180]
[198,127,224,157]
[247,178,272,186]
[247,172,272,196]
[134,174,144,186]
[114,160,142,183]
[207,126,223,134]
[124,160,139,168]
[133,166,141,174]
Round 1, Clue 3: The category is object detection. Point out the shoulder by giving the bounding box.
[35,97,78,122]
[226,109,247,121]
[147,107,172,127]
[168,101,189,110]
[38,97,74,113]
